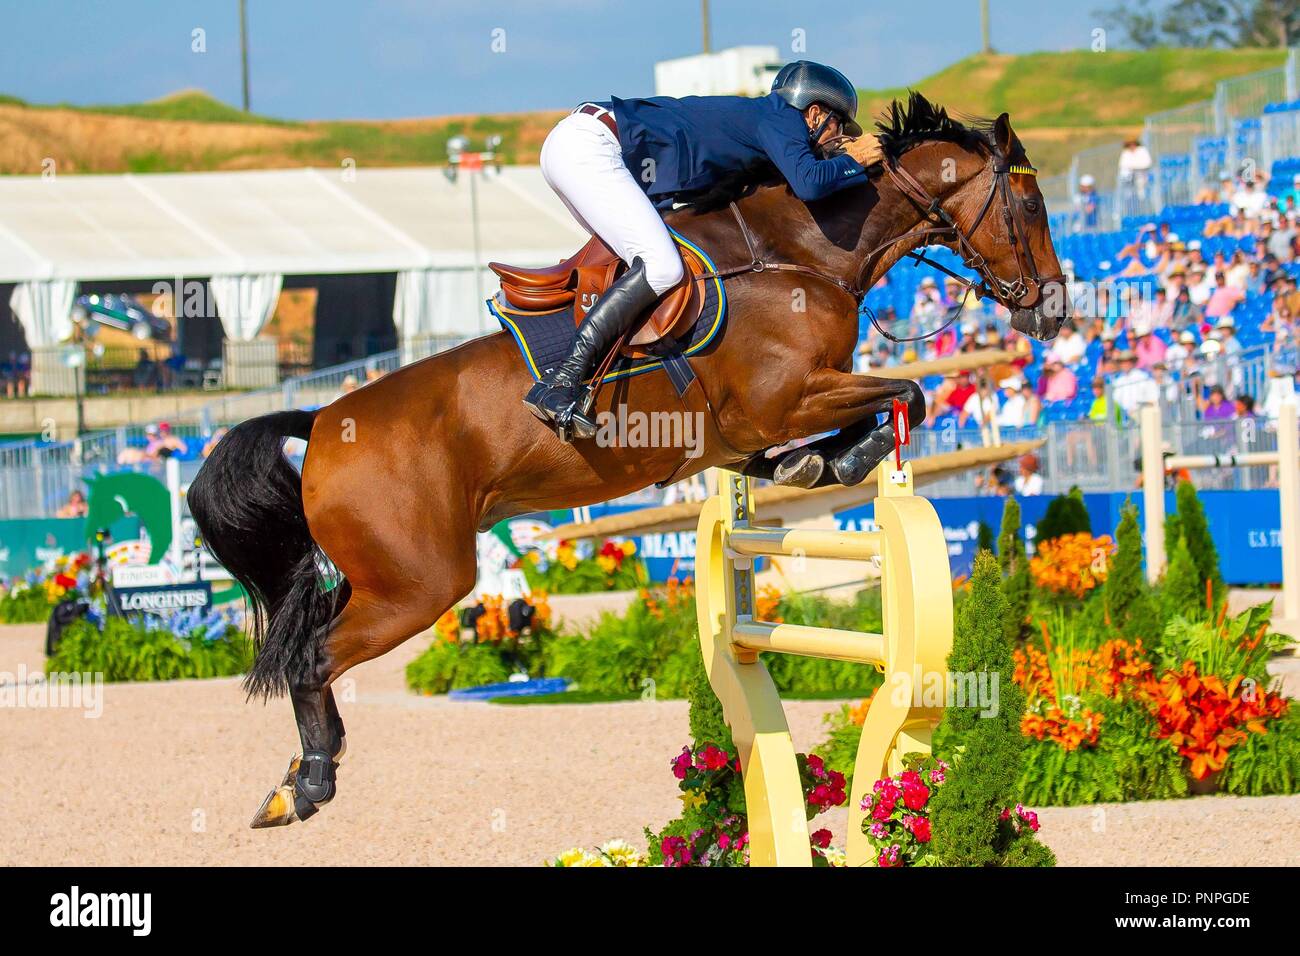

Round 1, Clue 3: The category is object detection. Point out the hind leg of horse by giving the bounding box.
[249,553,477,828]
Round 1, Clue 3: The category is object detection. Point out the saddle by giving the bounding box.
[489,236,709,356]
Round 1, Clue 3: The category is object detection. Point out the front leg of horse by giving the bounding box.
[251,680,346,828]
[739,371,926,488]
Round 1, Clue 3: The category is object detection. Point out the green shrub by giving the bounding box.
[1104,498,1161,640]
[47,615,252,682]
[1161,534,1204,622]
[0,586,55,623]
[1034,487,1090,546]
[1221,709,1300,796]
[405,640,514,694]
[1173,480,1224,605]
[998,497,1032,643]
[930,550,1053,866]
[1017,696,1188,806]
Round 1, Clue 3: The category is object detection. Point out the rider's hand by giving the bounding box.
[845,134,884,168]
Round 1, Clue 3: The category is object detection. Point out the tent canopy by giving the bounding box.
[0,165,587,283]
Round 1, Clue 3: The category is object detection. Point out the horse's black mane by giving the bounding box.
[682,90,996,214]
[874,90,996,159]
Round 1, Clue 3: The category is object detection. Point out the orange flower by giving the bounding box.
[1029,533,1115,598]
[1146,661,1289,779]
[755,584,783,623]
[435,608,460,643]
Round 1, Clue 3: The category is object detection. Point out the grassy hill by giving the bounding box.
[0,48,1288,177]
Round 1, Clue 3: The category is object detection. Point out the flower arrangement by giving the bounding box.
[0,553,101,623]
[647,741,846,867]
[46,602,251,682]
[520,538,648,593]
[860,755,1045,868]
[860,754,946,867]
[406,591,556,695]
[547,840,646,867]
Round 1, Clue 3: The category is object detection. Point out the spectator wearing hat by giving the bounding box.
[1165,329,1196,368]
[1014,453,1045,496]
[1134,329,1167,370]
[1215,316,1243,359]
[1187,266,1214,307]
[995,375,1030,428]
[1041,357,1078,403]
[1075,174,1098,229]
[1118,138,1152,199]
[1110,350,1156,419]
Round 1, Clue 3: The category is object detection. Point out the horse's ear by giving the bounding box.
[994,112,1014,155]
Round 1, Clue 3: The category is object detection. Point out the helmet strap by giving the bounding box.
[808,110,837,146]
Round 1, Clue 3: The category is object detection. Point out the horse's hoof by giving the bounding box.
[830,452,872,486]
[774,449,824,488]
[250,785,299,829]
[278,755,302,788]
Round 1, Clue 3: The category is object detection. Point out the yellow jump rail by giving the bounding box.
[694,459,954,867]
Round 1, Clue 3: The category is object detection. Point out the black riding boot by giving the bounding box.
[523,257,660,441]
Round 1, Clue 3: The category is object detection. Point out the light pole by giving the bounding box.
[445,135,503,316]
[239,0,251,111]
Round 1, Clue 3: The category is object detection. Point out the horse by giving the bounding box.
[188,92,1067,827]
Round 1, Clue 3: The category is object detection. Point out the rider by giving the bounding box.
[524,60,884,440]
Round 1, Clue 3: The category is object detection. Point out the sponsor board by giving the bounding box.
[115,581,213,615]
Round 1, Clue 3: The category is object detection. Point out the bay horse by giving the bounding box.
[189,93,1066,827]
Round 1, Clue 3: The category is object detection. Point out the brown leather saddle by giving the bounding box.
[489,236,709,357]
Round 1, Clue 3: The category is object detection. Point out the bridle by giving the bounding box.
[696,144,1053,344]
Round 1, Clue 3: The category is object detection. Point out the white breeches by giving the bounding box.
[539,110,685,295]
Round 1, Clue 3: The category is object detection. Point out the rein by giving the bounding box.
[692,150,1046,345]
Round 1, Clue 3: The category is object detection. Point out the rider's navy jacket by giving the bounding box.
[599,92,868,206]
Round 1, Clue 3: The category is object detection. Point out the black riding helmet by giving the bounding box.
[770,60,864,139]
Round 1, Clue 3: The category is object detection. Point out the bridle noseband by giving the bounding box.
[697,148,1053,345]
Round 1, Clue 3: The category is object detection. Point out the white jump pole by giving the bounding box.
[1278,401,1300,624]
[1141,399,1300,621]
[1139,402,1166,585]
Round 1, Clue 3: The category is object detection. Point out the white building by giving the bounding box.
[653,46,781,98]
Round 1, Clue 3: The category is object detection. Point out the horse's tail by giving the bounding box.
[189,409,343,700]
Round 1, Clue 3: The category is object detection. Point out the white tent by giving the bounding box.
[0,165,588,351]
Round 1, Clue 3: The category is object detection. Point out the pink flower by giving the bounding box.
[718,833,731,849]
[805,754,826,777]
[900,770,922,787]
[672,747,693,780]
[870,822,887,838]
[810,828,832,849]
[911,818,932,843]
[872,799,896,822]
[827,770,846,791]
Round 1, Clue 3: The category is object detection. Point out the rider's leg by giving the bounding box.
[525,111,683,440]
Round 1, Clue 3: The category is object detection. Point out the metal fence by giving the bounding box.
[1049,49,1300,227]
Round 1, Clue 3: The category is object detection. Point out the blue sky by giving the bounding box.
[2,1,1101,119]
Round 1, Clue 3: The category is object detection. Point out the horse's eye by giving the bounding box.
[1023,199,1041,215]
